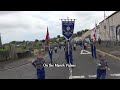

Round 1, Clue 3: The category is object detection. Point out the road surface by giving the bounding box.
[0,45,120,79]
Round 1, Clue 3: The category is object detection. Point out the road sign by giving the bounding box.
[62,21,75,40]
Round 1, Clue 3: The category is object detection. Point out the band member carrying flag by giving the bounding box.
[91,23,97,59]
[45,27,53,64]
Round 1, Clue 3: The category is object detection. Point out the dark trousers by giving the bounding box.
[80,43,82,47]
[59,46,61,49]
[73,47,76,50]
[96,69,106,79]
[91,45,96,59]
[65,51,73,64]
[55,50,57,53]
[98,41,101,45]
[84,46,87,50]
[49,53,53,64]
[64,48,65,51]
[37,68,45,79]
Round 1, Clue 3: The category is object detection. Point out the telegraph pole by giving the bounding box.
[104,11,108,46]
[0,33,2,47]
[104,11,106,39]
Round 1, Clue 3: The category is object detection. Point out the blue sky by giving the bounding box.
[0,11,115,44]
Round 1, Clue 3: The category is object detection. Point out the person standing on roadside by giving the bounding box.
[98,37,101,45]
[32,50,45,79]
[96,53,110,79]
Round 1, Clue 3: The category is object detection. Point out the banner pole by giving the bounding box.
[68,39,70,64]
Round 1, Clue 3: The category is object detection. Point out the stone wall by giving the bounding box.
[9,44,18,60]
[96,41,120,47]
[0,54,5,61]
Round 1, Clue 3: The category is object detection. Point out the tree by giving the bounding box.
[23,40,25,43]
[77,31,82,36]
[73,33,77,38]
[61,36,65,41]
[11,41,16,44]
[35,39,39,43]
[85,29,89,32]
[57,35,60,38]
[77,29,89,37]
[42,39,45,43]
[50,37,56,44]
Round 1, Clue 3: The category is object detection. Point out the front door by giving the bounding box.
[116,25,120,41]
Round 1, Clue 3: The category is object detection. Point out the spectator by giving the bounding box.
[32,50,45,79]
[96,53,110,79]
[98,37,101,45]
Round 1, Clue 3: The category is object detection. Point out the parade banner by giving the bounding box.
[62,21,75,40]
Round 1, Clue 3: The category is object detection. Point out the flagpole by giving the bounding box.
[47,26,50,49]
[0,33,2,46]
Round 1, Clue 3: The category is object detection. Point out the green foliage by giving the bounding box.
[0,48,9,60]
[35,39,39,43]
[10,41,16,44]
[16,47,26,53]
[27,46,34,51]
[77,31,82,36]
[57,35,60,38]
[72,33,77,38]
[77,29,90,36]
[41,39,45,43]
[50,37,56,44]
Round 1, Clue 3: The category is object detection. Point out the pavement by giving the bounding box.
[95,43,120,58]
[0,45,120,79]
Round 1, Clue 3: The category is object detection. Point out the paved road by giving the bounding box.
[72,46,120,79]
[0,45,120,79]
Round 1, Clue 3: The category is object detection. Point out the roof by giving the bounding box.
[99,11,119,24]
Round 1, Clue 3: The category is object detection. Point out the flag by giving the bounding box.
[93,23,97,41]
[45,27,50,45]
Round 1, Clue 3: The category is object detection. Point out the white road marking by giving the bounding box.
[88,75,96,78]
[71,73,120,79]
[110,73,120,76]
[69,67,73,79]
[69,76,72,79]
[70,76,85,79]
[80,50,91,55]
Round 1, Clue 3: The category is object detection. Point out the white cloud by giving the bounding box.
[0,11,115,44]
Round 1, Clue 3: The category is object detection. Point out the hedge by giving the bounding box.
[0,49,9,60]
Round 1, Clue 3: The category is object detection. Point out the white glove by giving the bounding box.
[107,68,110,70]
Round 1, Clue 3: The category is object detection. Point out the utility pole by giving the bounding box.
[104,11,107,41]
[104,11,108,46]
[0,33,2,47]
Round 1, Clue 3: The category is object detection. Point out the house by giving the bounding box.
[95,11,120,41]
